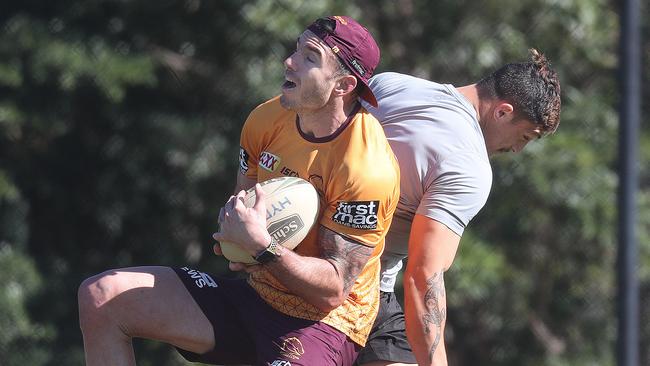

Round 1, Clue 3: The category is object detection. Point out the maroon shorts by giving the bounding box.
[173,267,360,365]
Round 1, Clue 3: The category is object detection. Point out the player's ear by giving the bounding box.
[494,102,514,121]
[333,74,357,97]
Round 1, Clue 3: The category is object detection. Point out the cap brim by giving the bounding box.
[359,83,378,107]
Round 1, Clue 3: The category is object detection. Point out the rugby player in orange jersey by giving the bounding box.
[78,15,400,366]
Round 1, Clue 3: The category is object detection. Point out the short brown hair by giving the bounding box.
[477,49,561,134]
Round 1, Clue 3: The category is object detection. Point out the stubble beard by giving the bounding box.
[279,94,293,110]
[280,86,329,112]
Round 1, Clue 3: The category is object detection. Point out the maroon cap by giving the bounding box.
[307,16,380,107]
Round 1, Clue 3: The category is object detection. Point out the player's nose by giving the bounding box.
[284,52,297,71]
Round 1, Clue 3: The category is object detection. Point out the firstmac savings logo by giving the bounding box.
[239,147,249,174]
[268,214,304,245]
[259,151,281,172]
[332,200,379,230]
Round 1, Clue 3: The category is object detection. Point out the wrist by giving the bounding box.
[248,232,272,255]
[254,236,282,264]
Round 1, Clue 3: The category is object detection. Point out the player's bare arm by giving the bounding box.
[215,173,376,311]
[403,214,460,366]
[423,271,446,361]
[318,225,374,294]
[213,186,345,311]
[262,225,373,311]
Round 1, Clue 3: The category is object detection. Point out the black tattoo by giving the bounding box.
[422,271,446,362]
[318,226,373,293]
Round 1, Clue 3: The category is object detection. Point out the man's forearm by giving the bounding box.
[263,225,373,312]
[263,245,345,312]
[402,215,460,365]
[404,270,448,366]
[218,184,373,312]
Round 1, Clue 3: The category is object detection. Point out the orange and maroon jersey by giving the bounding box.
[238,96,399,345]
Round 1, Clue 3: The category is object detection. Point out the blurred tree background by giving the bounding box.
[0,0,647,365]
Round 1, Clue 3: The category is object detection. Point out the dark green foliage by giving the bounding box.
[0,1,647,365]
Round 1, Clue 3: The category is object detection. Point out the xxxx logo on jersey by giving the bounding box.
[259,151,281,172]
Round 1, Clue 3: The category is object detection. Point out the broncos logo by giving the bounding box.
[273,337,304,360]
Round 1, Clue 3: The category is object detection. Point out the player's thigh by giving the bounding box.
[81,266,214,353]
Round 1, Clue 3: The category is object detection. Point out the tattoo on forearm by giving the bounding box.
[422,271,446,362]
[319,226,373,292]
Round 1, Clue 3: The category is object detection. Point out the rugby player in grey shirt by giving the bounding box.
[357,49,561,366]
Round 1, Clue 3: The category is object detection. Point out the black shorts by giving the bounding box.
[355,291,416,364]
[173,266,360,366]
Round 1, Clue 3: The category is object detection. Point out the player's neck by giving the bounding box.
[297,97,358,138]
[456,84,489,132]
[456,84,481,117]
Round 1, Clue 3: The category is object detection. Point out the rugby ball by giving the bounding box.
[220,177,320,264]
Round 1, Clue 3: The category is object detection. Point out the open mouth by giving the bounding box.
[282,80,297,89]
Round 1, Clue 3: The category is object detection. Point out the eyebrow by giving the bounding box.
[305,44,323,58]
[296,35,324,59]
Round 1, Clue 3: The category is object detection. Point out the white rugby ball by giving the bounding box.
[220,177,320,264]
